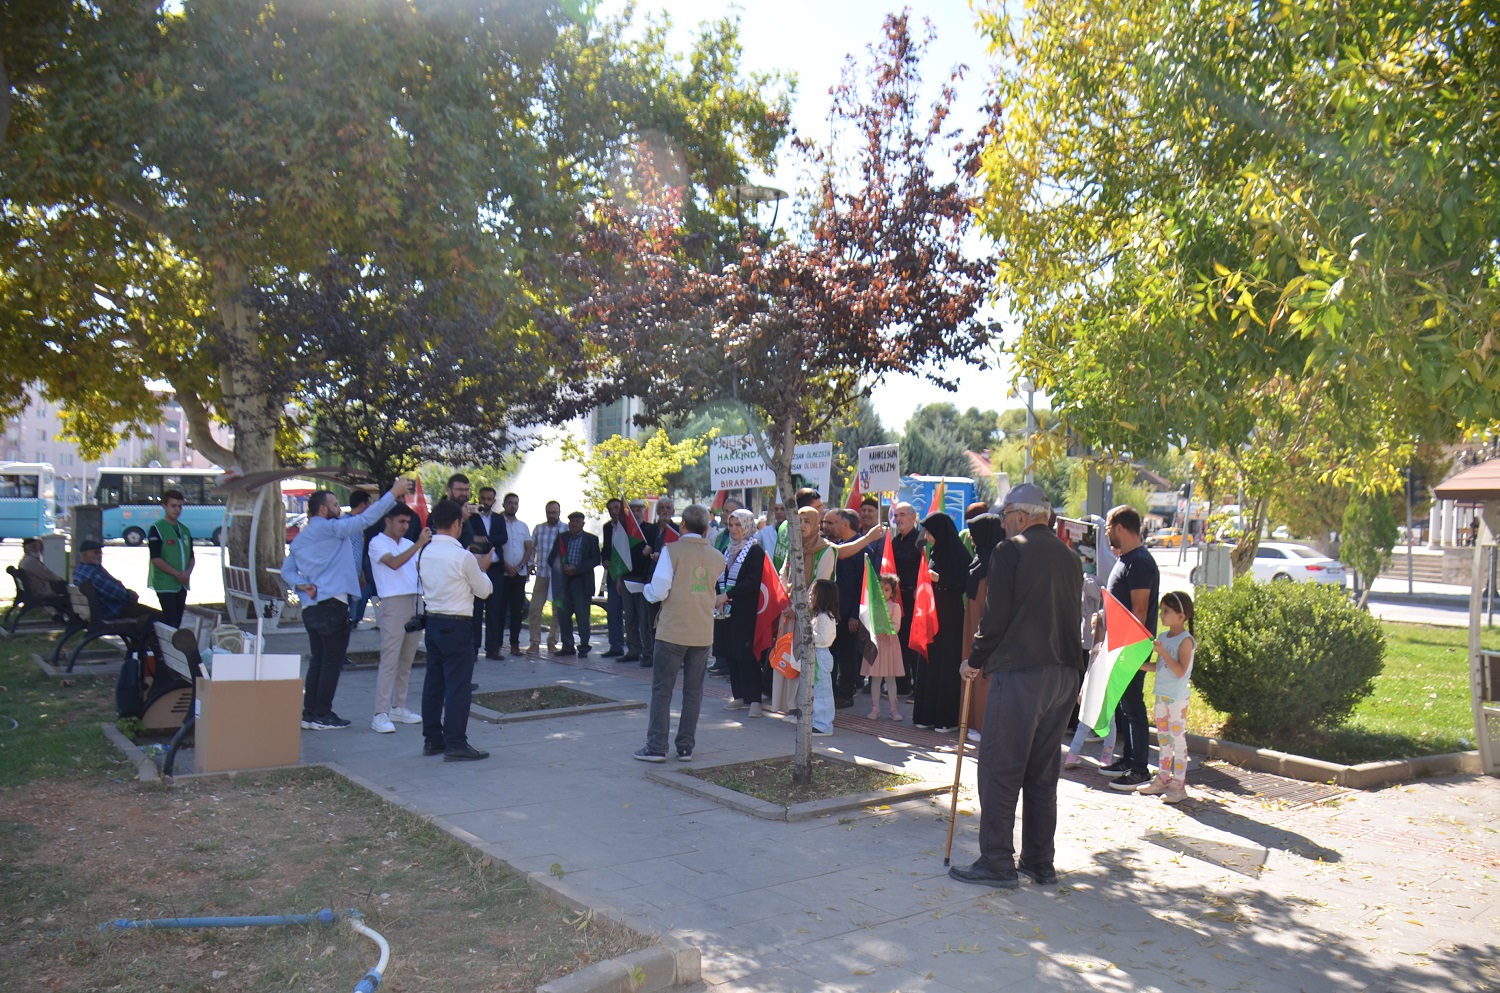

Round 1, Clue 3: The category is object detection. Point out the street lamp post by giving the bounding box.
[1015,377,1036,484]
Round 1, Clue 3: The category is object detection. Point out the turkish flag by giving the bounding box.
[753,554,789,658]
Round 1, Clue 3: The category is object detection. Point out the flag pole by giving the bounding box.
[943,676,975,866]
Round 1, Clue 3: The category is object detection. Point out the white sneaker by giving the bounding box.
[371,714,396,734]
[723,699,749,711]
[387,706,422,724]
[746,703,764,718]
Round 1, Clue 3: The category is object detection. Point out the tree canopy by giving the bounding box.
[974,0,1500,523]
[1,1,791,481]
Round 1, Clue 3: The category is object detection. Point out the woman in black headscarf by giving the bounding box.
[961,513,1006,737]
[912,510,972,731]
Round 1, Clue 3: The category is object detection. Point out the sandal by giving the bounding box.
[866,707,880,720]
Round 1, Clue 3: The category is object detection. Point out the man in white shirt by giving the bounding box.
[498,492,534,656]
[419,499,495,761]
[369,504,430,734]
[526,500,564,657]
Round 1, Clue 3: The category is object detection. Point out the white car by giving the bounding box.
[1250,542,1346,585]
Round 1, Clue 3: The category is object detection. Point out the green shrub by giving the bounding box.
[1193,578,1385,735]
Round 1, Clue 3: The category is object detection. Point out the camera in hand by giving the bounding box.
[404,611,427,633]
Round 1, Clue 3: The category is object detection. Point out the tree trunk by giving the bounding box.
[775,413,816,787]
[212,262,290,596]
[1228,495,1268,577]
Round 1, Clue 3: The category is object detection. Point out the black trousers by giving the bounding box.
[154,589,187,628]
[831,625,863,700]
[498,574,530,646]
[421,614,477,750]
[556,574,593,651]
[1115,668,1152,774]
[975,665,1080,868]
[472,564,506,652]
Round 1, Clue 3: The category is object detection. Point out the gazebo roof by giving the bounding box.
[1433,460,1500,503]
[213,466,376,495]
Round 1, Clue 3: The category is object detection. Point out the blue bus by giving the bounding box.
[95,467,226,545]
[0,462,57,540]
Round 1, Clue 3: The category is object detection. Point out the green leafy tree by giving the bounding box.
[1341,492,1400,608]
[559,430,714,516]
[974,0,1500,570]
[1,2,789,579]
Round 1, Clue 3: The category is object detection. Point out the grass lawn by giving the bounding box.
[0,613,646,992]
[1181,620,1500,764]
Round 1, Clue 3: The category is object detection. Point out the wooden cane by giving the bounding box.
[943,675,975,866]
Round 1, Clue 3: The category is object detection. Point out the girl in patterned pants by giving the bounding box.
[1136,591,1196,803]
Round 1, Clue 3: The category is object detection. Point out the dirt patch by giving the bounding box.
[473,686,612,714]
[686,755,918,806]
[0,767,645,993]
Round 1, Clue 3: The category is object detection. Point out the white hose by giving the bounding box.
[348,918,391,993]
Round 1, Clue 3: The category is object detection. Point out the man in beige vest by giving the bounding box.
[633,503,722,763]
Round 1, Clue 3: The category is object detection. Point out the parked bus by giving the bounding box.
[0,462,57,540]
[94,467,226,545]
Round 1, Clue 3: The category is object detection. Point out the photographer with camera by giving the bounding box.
[283,477,409,731]
[418,499,495,761]
[368,504,431,734]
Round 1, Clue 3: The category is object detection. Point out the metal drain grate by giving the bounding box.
[1192,761,1352,808]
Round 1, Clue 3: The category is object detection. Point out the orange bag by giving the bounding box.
[768,632,799,678]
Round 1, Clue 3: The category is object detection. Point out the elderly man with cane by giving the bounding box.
[947,483,1084,888]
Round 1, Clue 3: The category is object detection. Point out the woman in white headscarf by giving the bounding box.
[714,509,768,717]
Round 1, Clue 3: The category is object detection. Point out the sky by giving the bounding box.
[595,0,1027,433]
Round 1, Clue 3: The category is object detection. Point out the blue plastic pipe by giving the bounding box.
[102,908,340,930]
[100,908,386,992]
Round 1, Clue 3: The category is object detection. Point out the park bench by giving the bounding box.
[55,582,147,673]
[3,565,68,633]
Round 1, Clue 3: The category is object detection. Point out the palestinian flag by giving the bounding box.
[609,506,646,579]
[753,553,789,657]
[908,547,938,658]
[1079,589,1155,735]
[710,490,727,511]
[659,520,679,544]
[859,556,896,637]
[927,478,948,516]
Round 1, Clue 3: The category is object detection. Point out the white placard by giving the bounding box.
[710,435,778,491]
[857,444,901,494]
[790,442,833,498]
[709,436,834,496]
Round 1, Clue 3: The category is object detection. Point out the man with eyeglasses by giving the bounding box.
[950,483,1084,890]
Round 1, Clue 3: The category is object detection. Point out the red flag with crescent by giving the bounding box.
[753,553,789,657]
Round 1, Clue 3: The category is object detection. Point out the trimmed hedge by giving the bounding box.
[1193,578,1384,735]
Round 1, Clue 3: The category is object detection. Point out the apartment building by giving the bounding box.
[3,386,234,511]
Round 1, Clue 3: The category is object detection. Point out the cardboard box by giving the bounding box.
[193,675,303,774]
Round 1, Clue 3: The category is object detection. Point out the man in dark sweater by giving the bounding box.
[1098,504,1160,790]
[950,483,1083,890]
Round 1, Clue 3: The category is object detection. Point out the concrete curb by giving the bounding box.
[34,651,125,679]
[99,722,160,783]
[1186,733,1482,788]
[1365,591,1471,608]
[323,762,698,993]
[646,750,950,822]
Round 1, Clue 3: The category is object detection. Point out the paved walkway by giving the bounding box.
[292,650,1500,993]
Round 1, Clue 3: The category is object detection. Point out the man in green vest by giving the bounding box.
[633,503,723,763]
[147,488,194,627]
